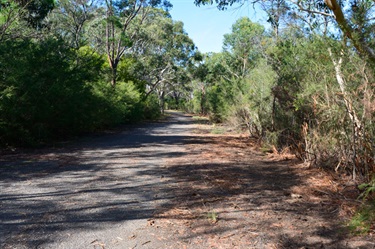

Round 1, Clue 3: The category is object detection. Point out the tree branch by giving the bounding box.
[290,0,333,17]
[324,0,375,64]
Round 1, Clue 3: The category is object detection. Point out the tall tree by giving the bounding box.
[15,0,54,28]
[102,0,172,87]
[0,0,53,40]
[48,0,97,49]
[194,0,375,64]
[223,17,264,79]
[131,11,198,112]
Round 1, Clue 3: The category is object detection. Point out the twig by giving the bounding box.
[141,241,151,246]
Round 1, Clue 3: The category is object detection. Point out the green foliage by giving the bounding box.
[223,17,265,75]
[227,59,275,136]
[143,93,162,120]
[0,3,198,147]
[190,18,374,181]
[359,177,375,201]
[48,0,98,49]
[21,0,55,28]
[131,11,198,112]
[206,211,218,223]
[0,0,55,29]
[0,37,153,147]
[91,80,144,126]
[190,20,274,133]
[206,84,227,122]
[349,176,375,235]
[0,38,103,145]
[348,201,375,235]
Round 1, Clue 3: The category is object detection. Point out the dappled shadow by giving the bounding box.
[149,134,374,248]
[1,111,373,248]
[0,112,197,248]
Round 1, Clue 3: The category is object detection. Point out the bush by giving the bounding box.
[0,38,105,146]
[348,201,375,235]
[143,93,162,120]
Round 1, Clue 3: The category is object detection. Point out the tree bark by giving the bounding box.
[329,48,362,179]
[324,0,375,64]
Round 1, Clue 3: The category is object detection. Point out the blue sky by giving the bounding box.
[169,0,268,53]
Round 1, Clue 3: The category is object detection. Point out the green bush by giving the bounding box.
[143,93,162,120]
[348,201,375,235]
[0,38,105,146]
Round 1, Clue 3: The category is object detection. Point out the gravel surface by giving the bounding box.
[1,111,192,249]
[1,111,374,249]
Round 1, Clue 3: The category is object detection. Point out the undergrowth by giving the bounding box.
[348,201,375,235]
[348,176,375,234]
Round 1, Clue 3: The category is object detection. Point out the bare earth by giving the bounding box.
[1,111,374,249]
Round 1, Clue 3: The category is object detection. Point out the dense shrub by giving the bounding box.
[0,38,99,145]
[0,38,153,147]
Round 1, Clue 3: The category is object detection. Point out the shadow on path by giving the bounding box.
[0,111,372,248]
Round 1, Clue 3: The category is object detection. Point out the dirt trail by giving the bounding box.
[1,111,374,249]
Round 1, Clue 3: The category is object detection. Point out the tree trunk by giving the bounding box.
[200,84,206,114]
[159,90,165,114]
[329,48,362,179]
[324,0,375,64]
[174,93,180,109]
[110,63,117,87]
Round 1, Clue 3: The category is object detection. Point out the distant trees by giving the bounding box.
[48,0,97,49]
[132,10,198,112]
[189,17,275,132]
[195,0,375,64]
[101,0,172,86]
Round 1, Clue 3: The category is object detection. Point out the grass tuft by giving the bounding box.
[348,201,375,234]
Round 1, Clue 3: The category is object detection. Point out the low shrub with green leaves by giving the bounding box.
[348,202,375,235]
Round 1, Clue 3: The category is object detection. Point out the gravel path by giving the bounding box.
[1,111,192,249]
[1,111,374,249]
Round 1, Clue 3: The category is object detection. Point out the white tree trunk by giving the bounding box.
[329,48,362,179]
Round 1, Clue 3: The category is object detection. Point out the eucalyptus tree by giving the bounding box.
[101,0,172,87]
[195,0,375,182]
[48,0,98,49]
[261,0,289,38]
[190,19,274,127]
[0,1,23,40]
[0,0,54,41]
[221,18,273,132]
[222,17,264,81]
[130,10,198,112]
[194,0,375,64]
[12,0,54,28]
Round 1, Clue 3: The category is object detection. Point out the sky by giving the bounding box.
[169,0,268,53]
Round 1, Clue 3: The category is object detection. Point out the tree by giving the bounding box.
[102,0,172,87]
[223,17,265,79]
[129,11,198,112]
[0,38,105,145]
[194,0,375,64]
[48,0,97,49]
[14,0,54,28]
[0,0,53,40]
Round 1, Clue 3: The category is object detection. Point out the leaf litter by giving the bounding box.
[153,122,375,248]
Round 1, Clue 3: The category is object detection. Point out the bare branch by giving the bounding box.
[290,0,334,17]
